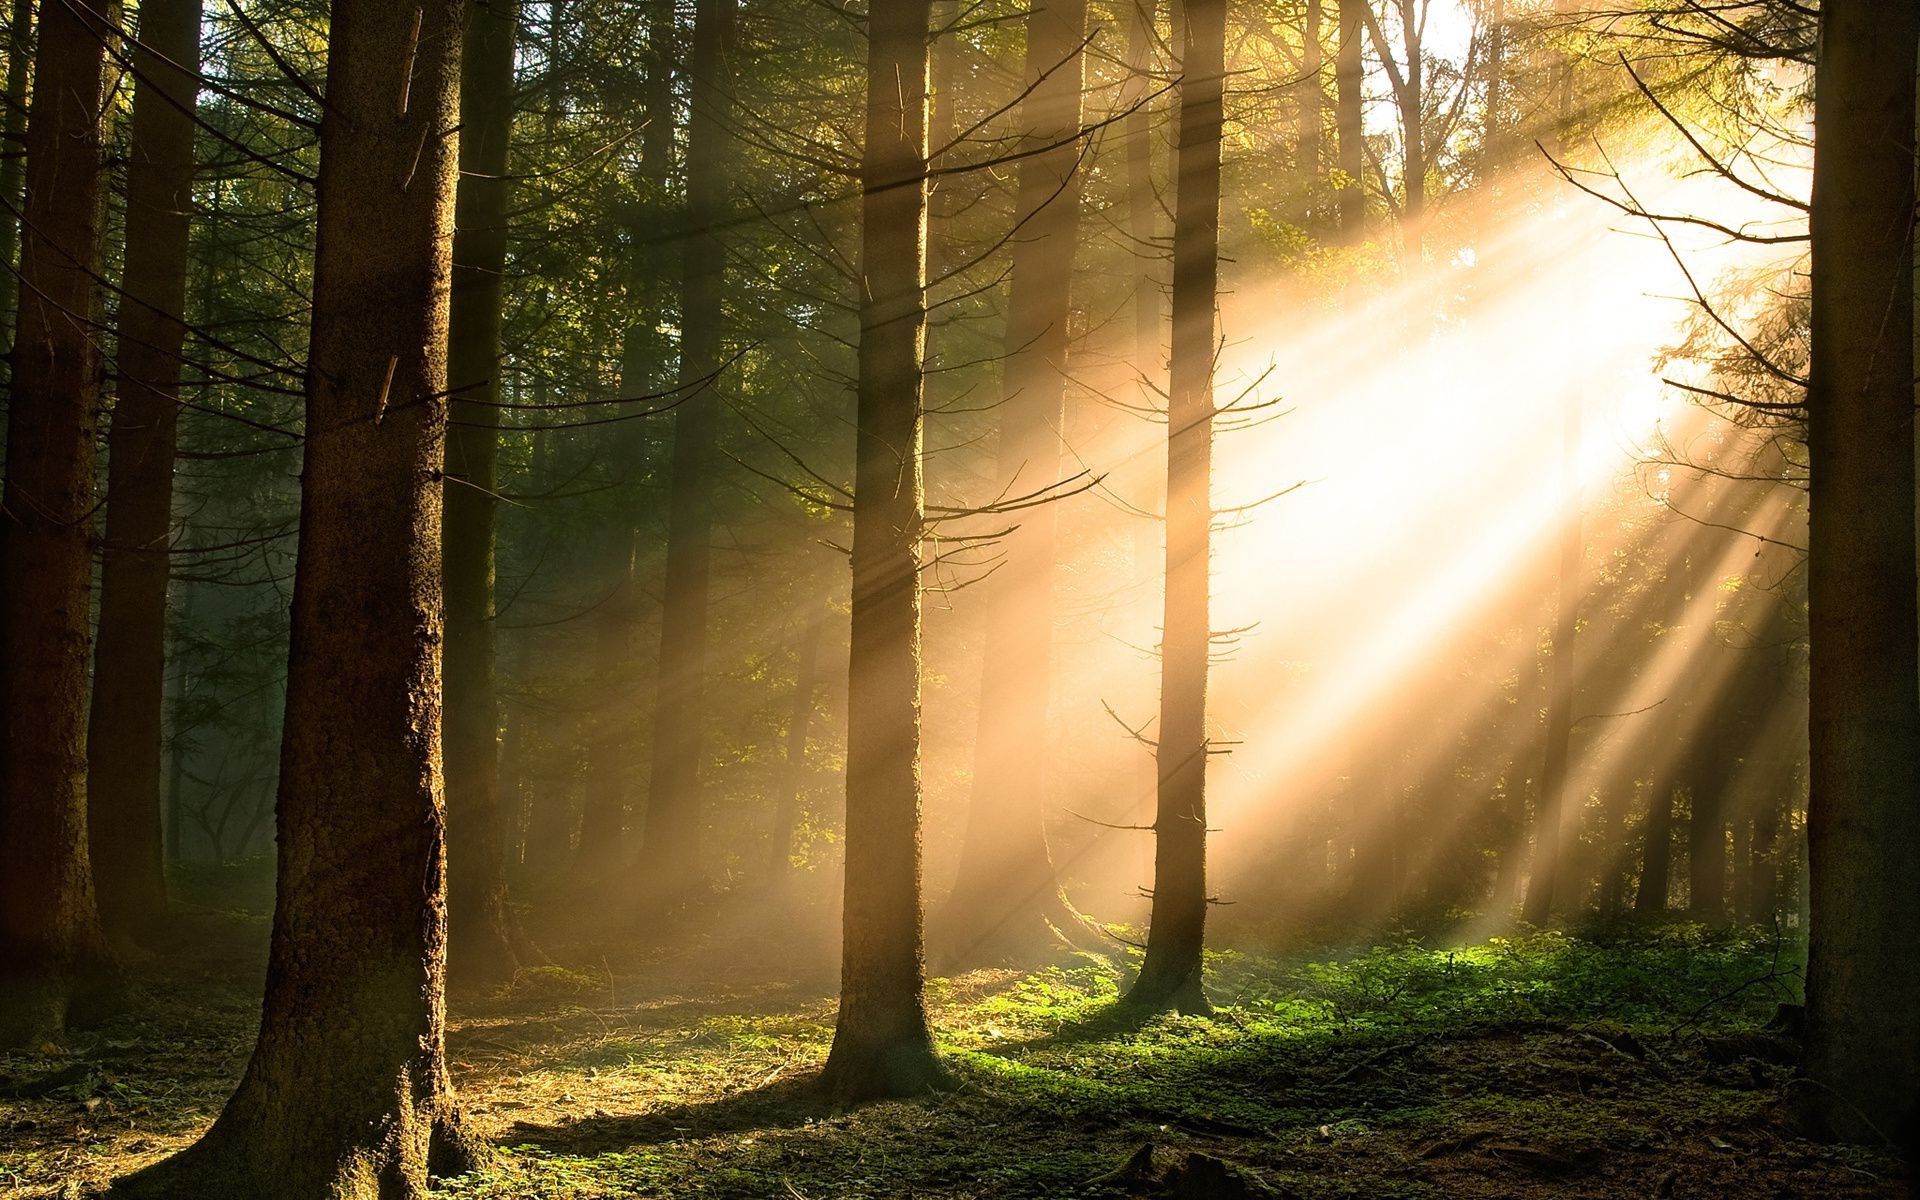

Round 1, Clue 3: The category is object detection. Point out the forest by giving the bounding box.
[0,0,1914,1196]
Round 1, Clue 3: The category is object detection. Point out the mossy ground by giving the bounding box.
[0,884,1906,1199]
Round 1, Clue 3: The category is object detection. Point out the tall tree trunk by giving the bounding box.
[767,613,824,879]
[1125,0,1224,1016]
[0,0,33,388]
[1333,0,1365,242]
[0,0,117,1047]
[936,0,1089,967]
[85,0,203,948]
[1798,0,1920,1146]
[116,4,484,1193]
[639,0,734,906]
[444,0,524,987]
[1522,396,1580,927]
[819,0,949,1102]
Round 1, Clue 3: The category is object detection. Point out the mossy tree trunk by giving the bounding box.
[819,0,950,1103]
[0,0,117,1047]
[115,3,482,1194]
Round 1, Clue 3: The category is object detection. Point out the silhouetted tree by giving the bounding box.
[0,0,118,1046]
[1797,0,1920,1147]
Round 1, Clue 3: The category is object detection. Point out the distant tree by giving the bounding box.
[444,0,526,986]
[86,0,205,947]
[1797,0,1920,1149]
[938,0,1091,965]
[0,0,117,1046]
[641,0,736,905]
[1126,0,1226,1016]
[1333,0,1366,240]
[115,3,485,1193]
[819,0,951,1101]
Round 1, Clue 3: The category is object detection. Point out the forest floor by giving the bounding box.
[0,867,1909,1199]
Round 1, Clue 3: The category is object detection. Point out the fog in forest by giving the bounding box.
[3,1,1911,1197]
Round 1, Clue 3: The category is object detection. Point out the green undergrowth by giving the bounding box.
[428,926,1877,1200]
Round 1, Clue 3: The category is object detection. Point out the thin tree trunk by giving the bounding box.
[937,0,1089,967]
[1295,0,1322,226]
[444,0,523,987]
[0,0,117,1047]
[640,0,735,905]
[1522,394,1580,927]
[819,0,949,1102]
[767,613,824,879]
[1333,0,1365,242]
[1125,0,1225,1016]
[117,4,484,1193]
[1685,737,1729,918]
[1633,775,1674,914]
[85,0,203,948]
[1125,0,1163,579]
[1797,0,1920,1149]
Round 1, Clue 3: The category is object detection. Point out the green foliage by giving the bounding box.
[426,928,1820,1199]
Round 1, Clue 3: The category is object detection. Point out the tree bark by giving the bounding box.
[0,0,117,1047]
[936,0,1089,967]
[85,0,203,948]
[444,0,524,987]
[114,3,483,1194]
[1125,0,1224,1016]
[1798,0,1920,1147]
[640,0,734,906]
[819,0,950,1102]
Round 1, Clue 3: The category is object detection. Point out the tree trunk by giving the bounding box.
[936,0,1089,967]
[1333,0,1365,242]
[444,0,523,988]
[1633,775,1674,914]
[1798,0,1920,1147]
[640,0,734,906]
[0,0,117,1047]
[84,0,202,948]
[1686,712,1730,919]
[1522,396,1580,927]
[115,4,484,1194]
[1125,0,1163,581]
[767,613,824,879]
[819,0,950,1102]
[0,0,34,389]
[1393,0,1423,262]
[1125,0,1224,1016]
[1292,0,1323,227]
